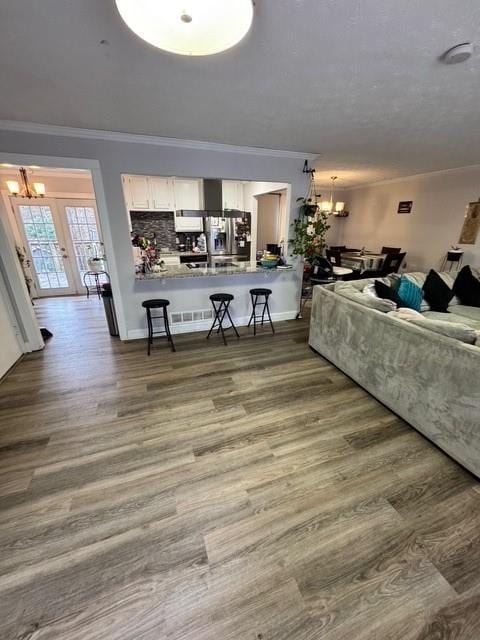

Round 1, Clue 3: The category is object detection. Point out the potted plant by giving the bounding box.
[86,244,106,272]
[290,198,331,265]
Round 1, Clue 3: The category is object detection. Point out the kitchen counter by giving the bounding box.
[136,262,288,280]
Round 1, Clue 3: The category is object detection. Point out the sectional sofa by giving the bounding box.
[308,271,480,477]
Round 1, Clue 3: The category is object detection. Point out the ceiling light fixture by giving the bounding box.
[320,176,345,216]
[6,167,45,199]
[115,0,254,56]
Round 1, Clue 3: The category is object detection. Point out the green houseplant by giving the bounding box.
[290,198,330,264]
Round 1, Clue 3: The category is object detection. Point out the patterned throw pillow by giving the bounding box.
[397,275,424,311]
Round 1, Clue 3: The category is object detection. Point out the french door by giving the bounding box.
[14,198,77,297]
[14,198,104,297]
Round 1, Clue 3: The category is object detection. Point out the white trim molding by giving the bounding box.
[127,310,298,340]
[0,119,320,161]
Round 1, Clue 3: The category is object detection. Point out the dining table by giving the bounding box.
[340,251,385,273]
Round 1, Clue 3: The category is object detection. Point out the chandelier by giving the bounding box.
[319,176,345,215]
[6,167,45,199]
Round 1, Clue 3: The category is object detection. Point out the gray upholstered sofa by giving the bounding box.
[309,272,480,478]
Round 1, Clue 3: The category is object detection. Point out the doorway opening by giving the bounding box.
[256,188,288,256]
[3,167,107,298]
[0,164,114,355]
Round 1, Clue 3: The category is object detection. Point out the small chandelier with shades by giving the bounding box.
[6,167,46,199]
[319,176,346,216]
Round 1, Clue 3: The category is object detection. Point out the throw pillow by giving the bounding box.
[397,275,424,311]
[374,280,403,306]
[423,269,453,312]
[453,266,480,307]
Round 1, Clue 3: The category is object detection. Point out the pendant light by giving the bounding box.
[115,0,254,56]
[6,167,45,199]
[320,176,345,215]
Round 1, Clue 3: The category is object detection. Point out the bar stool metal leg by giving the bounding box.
[163,305,176,352]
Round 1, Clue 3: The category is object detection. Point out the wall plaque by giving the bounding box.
[397,201,413,214]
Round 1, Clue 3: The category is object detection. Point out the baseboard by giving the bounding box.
[126,310,297,340]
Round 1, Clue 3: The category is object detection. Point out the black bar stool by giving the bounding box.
[141,299,175,355]
[206,293,239,346]
[248,288,275,335]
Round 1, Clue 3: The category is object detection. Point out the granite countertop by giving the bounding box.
[159,251,208,257]
[136,262,292,280]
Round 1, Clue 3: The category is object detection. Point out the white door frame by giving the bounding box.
[0,152,126,346]
[12,197,78,297]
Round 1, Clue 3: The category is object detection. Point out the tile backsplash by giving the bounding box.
[130,211,176,249]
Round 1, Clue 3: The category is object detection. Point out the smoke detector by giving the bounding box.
[442,42,474,64]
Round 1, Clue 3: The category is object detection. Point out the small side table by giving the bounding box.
[440,250,464,272]
[83,270,110,299]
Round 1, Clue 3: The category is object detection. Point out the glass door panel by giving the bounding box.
[16,202,76,296]
[60,200,107,290]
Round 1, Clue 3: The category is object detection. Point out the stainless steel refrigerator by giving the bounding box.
[205,214,251,260]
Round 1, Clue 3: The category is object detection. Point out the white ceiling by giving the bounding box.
[1,1,480,186]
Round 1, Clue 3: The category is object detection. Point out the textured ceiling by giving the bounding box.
[1,0,480,186]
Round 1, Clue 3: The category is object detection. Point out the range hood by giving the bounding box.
[176,179,250,218]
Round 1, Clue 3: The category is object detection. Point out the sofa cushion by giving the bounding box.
[374,280,403,306]
[389,311,478,344]
[334,282,397,312]
[397,275,423,311]
[451,305,480,325]
[453,266,480,307]
[422,310,480,330]
[423,269,453,312]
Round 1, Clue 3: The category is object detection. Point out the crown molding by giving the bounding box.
[0,119,319,161]
[341,162,480,191]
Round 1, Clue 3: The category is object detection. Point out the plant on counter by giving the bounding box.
[290,198,330,264]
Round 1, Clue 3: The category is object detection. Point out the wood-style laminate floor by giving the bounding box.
[0,295,479,640]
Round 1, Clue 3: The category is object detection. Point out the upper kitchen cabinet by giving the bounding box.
[122,175,174,212]
[124,175,150,210]
[173,178,204,231]
[222,180,245,211]
[174,178,203,211]
[149,176,175,210]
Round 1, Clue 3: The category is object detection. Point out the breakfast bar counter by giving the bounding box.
[135,261,277,280]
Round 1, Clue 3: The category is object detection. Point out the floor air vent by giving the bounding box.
[171,309,213,324]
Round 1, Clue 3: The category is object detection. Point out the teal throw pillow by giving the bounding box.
[397,275,423,311]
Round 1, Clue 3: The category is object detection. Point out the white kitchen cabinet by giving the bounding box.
[174,178,203,210]
[174,178,203,231]
[123,175,174,211]
[149,176,175,211]
[222,180,245,211]
[124,175,150,210]
[174,215,203,232]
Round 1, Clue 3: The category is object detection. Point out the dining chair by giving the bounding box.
[326,248,342,267]
[329,245,346,252]
[363,252,406,278]
[381,246,401,254]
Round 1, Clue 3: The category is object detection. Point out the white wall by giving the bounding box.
[0,270,22,378]
[257,194,281,252]
[0,127,310,338]
[327,167,480,271]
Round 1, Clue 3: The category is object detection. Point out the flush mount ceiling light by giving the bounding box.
[115,0,254,56]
